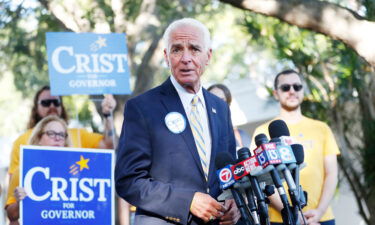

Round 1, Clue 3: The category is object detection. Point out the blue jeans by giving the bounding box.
[271,219,335,225]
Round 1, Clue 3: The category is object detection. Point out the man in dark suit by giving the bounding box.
[115,18,240,225]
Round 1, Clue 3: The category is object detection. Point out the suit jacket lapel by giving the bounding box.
[159,78,206,179]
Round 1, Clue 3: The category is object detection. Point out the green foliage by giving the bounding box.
[0,1,67,97]
[0,0,237,137]
[63,95,99,132]
[242,6,375,214]
[363,0,375,20]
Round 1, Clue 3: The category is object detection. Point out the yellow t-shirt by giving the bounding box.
[8,128,103,175]
[6,168,19,207]
[250,116,340,222]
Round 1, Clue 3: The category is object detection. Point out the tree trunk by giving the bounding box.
[356,71,375,225]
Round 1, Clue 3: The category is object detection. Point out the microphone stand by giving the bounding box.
[231,189,255,225]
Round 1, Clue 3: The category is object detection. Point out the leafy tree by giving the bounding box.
[219,0,375,68]
[0,0,215,133]
[231,1,375,223]
[0,0,255,136]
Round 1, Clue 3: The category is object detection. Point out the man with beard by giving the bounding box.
[251,70,340,225]
[8,85,116,177]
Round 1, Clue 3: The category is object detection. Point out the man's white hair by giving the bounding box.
[163,18,211,53]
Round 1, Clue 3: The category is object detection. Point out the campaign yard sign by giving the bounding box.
[20,146,114,225]
[46,32,131,95]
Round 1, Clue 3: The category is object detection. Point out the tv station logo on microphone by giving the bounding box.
[231,163,246,180]
[255,143,282,168]
[20,146,114,225]
[46,32,131,95]
[217,165,235,190]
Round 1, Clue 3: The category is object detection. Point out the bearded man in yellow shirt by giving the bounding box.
[251,70,340,225]
[8,85,117,176]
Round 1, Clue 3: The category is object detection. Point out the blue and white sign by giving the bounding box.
[46,32,131,95]
[20,146,114,225]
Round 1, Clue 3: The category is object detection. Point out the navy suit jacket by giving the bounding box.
[115,78,236,225]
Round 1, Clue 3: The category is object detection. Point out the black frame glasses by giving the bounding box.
[39,99,61,107]
[278,83,303,92]
[42,130,68,140]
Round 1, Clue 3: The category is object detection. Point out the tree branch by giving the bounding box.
[219,0,375,67]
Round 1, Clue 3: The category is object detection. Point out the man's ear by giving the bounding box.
[273,89,279,101]
[206,48,212,65]
[163,49,169,67]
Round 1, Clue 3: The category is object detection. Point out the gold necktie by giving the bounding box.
[190,96,208,180]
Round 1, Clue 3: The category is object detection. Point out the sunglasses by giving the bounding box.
[39,99,61,107]
[42,130,68,140]
[278,83,303,92]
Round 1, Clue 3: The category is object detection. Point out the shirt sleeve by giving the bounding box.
[73,128,104,149]
[5,169,19,208]
[8,131,32,175]
[323,124,340,156]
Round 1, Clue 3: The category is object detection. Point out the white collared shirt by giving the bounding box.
[170,76,212,170]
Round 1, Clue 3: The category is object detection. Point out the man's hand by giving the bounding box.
[190,192,226,223]
[303,209,323,224]
[297,210,308,225]
[219,199,240,225]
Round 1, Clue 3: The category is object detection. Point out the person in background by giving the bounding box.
[7,86,125,224]
[8,85,117,177]
[208,84,251,149]
[251,69,340,225]
[5,115,71,225]
[115,18,240,225]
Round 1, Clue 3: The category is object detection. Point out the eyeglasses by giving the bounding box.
[39,99,61,107]
[42,130,68,140]
[278,83,303,92]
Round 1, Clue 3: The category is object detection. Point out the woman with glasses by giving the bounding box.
[8,85,116,180]
[5,115,71,225]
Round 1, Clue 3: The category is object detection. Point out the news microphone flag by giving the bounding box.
[254,142,282,168]
[217,165,236,190]
[276,144,296,165]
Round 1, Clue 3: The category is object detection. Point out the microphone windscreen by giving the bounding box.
[215,152,235,169]
[237,147,251,161]
[255,133,268,147]
[268,120,290,138]
[291,144,304,164]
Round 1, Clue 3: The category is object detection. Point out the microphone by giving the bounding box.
[269,120,310,225]
[253,133,294,225]
[268,120,300,209]
[290,144,307,209]
[237,147,269,225]
[255,133,268,147]
[215,152,253,225]
[268,120,290,139]
[216,152,236,190]
[289,144,304,183]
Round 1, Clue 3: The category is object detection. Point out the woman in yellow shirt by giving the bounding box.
[5,115,71,225]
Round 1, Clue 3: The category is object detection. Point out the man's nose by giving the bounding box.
[180,50,192,63]
[289,87,296,93]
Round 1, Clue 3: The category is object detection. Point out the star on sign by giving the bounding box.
[96,36,107,48]
[76,155,90,171]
